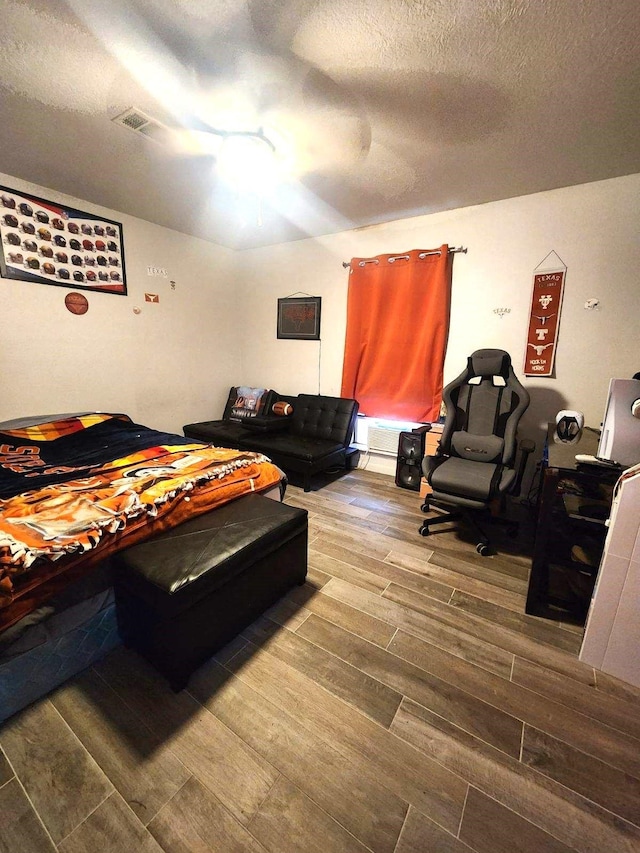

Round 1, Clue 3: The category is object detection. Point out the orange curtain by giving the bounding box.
[340,246,452,422]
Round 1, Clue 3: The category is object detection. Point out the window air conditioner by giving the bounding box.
[367,423,406,455]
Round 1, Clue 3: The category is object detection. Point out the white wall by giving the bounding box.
[237,174,640,472]
[0,172,239,434]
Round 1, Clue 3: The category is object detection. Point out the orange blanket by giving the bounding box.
[0,415,282,609]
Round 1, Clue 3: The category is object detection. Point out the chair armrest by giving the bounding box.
[422,453,443,479]
[509,438,536,496]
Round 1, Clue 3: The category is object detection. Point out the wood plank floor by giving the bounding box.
[2,469,640,853]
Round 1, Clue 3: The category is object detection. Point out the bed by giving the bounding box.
[0,412,284,722]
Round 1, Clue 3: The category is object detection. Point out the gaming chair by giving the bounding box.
[419,348,534,555]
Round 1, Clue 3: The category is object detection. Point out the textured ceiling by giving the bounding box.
[1,0,639,250]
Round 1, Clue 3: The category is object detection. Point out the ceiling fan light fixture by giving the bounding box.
[215,128,279,193]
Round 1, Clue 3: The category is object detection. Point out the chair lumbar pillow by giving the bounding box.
[419,348,534,556]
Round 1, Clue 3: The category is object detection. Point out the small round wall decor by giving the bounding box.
[64,291,89,315]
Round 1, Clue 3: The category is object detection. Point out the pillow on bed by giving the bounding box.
[0,412,100,430]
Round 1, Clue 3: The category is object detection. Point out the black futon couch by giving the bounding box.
[183,386,359,491]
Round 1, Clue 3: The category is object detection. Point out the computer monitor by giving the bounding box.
[597,379,640,467]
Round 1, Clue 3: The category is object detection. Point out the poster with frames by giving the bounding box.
[0,184,127,296]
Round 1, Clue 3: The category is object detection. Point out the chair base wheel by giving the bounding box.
[419,524,430,536]
[420,501,430,513]
[476,543,492,557]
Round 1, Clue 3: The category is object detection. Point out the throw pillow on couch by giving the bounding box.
[223,386,293,432]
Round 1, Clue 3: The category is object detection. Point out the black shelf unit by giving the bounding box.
[525,426,618,623]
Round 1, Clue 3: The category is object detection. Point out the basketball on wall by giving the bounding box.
[64,292,89,315]
[272,401,293,416]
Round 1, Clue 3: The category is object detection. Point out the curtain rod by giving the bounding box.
[342,246,467,268]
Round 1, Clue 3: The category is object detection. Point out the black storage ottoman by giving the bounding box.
[113,493,308,691]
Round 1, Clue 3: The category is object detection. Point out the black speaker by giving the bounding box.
[395,430,426,490]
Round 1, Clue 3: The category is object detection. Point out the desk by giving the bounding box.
[525,425,619,621]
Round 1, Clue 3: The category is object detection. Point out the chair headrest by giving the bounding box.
[468,349,511,379]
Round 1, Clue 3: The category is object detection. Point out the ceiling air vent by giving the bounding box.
[111,108,170,145]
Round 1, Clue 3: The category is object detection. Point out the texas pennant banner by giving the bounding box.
[524,267,565,377]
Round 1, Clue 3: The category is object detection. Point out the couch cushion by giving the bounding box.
[182,419,249,446]
[243,433,343,462]
[290,395,358,443]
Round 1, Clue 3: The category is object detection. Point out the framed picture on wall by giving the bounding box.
[0,184,127,296]
[277,296,322,340]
